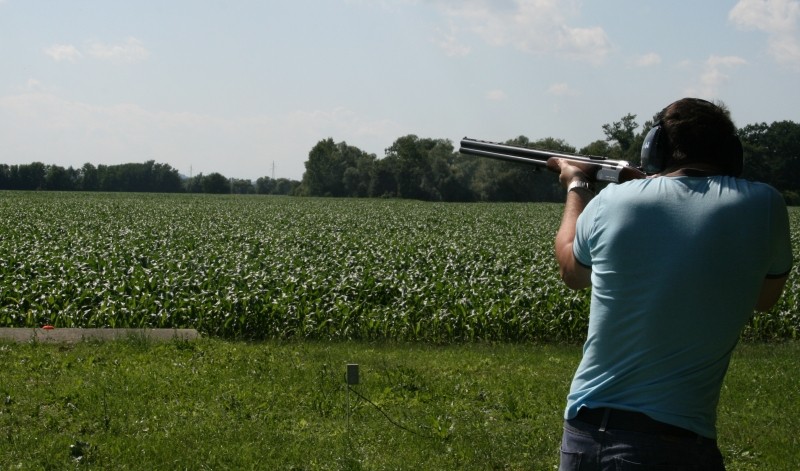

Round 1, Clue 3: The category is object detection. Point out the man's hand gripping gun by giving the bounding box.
[459,137,647,183]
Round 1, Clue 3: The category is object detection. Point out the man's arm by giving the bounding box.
[754,192,793,312]
[550,159,593,290]
[754,275,789,312]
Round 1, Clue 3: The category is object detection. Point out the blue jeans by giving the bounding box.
[559,417,726,470]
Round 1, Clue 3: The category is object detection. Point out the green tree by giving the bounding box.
[384,135,453,200]
[602,113,640,162]
[0,164,10,189]
[202,173,230,194]
[44,165,73,190]
[255,176,276,194]
[230,178,254,194]
[274,178,300,195]
[151,163,183,192]
[739,120,800,203]
[17,162,47,190]
[468,136,570,202]
[580,140,614,157]
[368,157,397,198]
[427,140,473,202]
[186,173,204,193]
[300,138,375,197]
[80,163,99,191]
[302,138,341,196]
[341,145,375,197]
[385,135,426,199]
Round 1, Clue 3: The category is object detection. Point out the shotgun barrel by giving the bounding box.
[459,137,646,183]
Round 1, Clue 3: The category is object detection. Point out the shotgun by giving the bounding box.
[459,137,647,183]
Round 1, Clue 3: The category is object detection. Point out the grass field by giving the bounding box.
[0,338,797,470]
[0,191,798,469]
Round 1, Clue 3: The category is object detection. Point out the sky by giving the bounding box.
[1,0,799,181]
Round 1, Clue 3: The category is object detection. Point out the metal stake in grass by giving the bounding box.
[345,364,359,431]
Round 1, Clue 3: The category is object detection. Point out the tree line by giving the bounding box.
[297,115,800,204]
[2,115,798,203]
[0,160,300,196]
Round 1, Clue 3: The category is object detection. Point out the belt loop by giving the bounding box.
[599,408,610,433]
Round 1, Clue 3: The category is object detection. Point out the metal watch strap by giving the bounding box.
[567,180,594,194]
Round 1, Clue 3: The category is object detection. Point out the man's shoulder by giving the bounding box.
[727,177,785,201]
[595,178,655,199]
[737,177,779,192]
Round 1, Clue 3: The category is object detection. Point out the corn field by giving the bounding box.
[1,192,797,342]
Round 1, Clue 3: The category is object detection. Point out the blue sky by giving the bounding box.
[1,0,798,181]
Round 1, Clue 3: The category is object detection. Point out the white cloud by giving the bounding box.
[44,38,150,64]
[632,52,661,67]
[44,44,83,62]
[486,89,507,101]
[768,32,800,66]
[435,23,472,56]
[685,55,748,97]
[729,0,800,69]
[707,55,749,68]
[430,0,611,63]
[730,0,799,32]
[88,37,150,64]
[546,82,578,96]
[24,79,45,91]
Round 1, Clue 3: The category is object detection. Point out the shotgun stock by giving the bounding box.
[459,137,647,183]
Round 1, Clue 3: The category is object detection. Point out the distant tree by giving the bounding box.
[602,113,640,162]
[386,135,429,199]
[1,159,298,195]
[470,159,517,201]
[231,178,255,194]
[151,162,183,192]
[530,137,574,153]
[255,176,276,194]
[80,163,99,191]
[255,176,300,195]
[17,162,47,190]
[44,165,72,190]
[202,172,230,194]
[580,140,614,157]
[383,135,458,200]
[275,178,300,195]
[444,150,479,202]
[368,157,397,198]
[739,120,800,204]
[0,164,10,189]
[186,173,204,193]
[469,136,570,202]
[300,138,376,197]
[301,138,341,196]
[427,140,474,202]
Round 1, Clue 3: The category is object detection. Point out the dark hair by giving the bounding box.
[654,98,743,176]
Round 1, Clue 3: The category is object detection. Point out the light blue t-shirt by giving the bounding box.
[566,175,793,438]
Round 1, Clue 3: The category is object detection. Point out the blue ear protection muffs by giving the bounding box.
[640,120,744,176]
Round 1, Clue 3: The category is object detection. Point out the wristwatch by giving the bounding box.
[567,180,595,195]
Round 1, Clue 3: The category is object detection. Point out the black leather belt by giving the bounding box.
[574,407,699,439]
